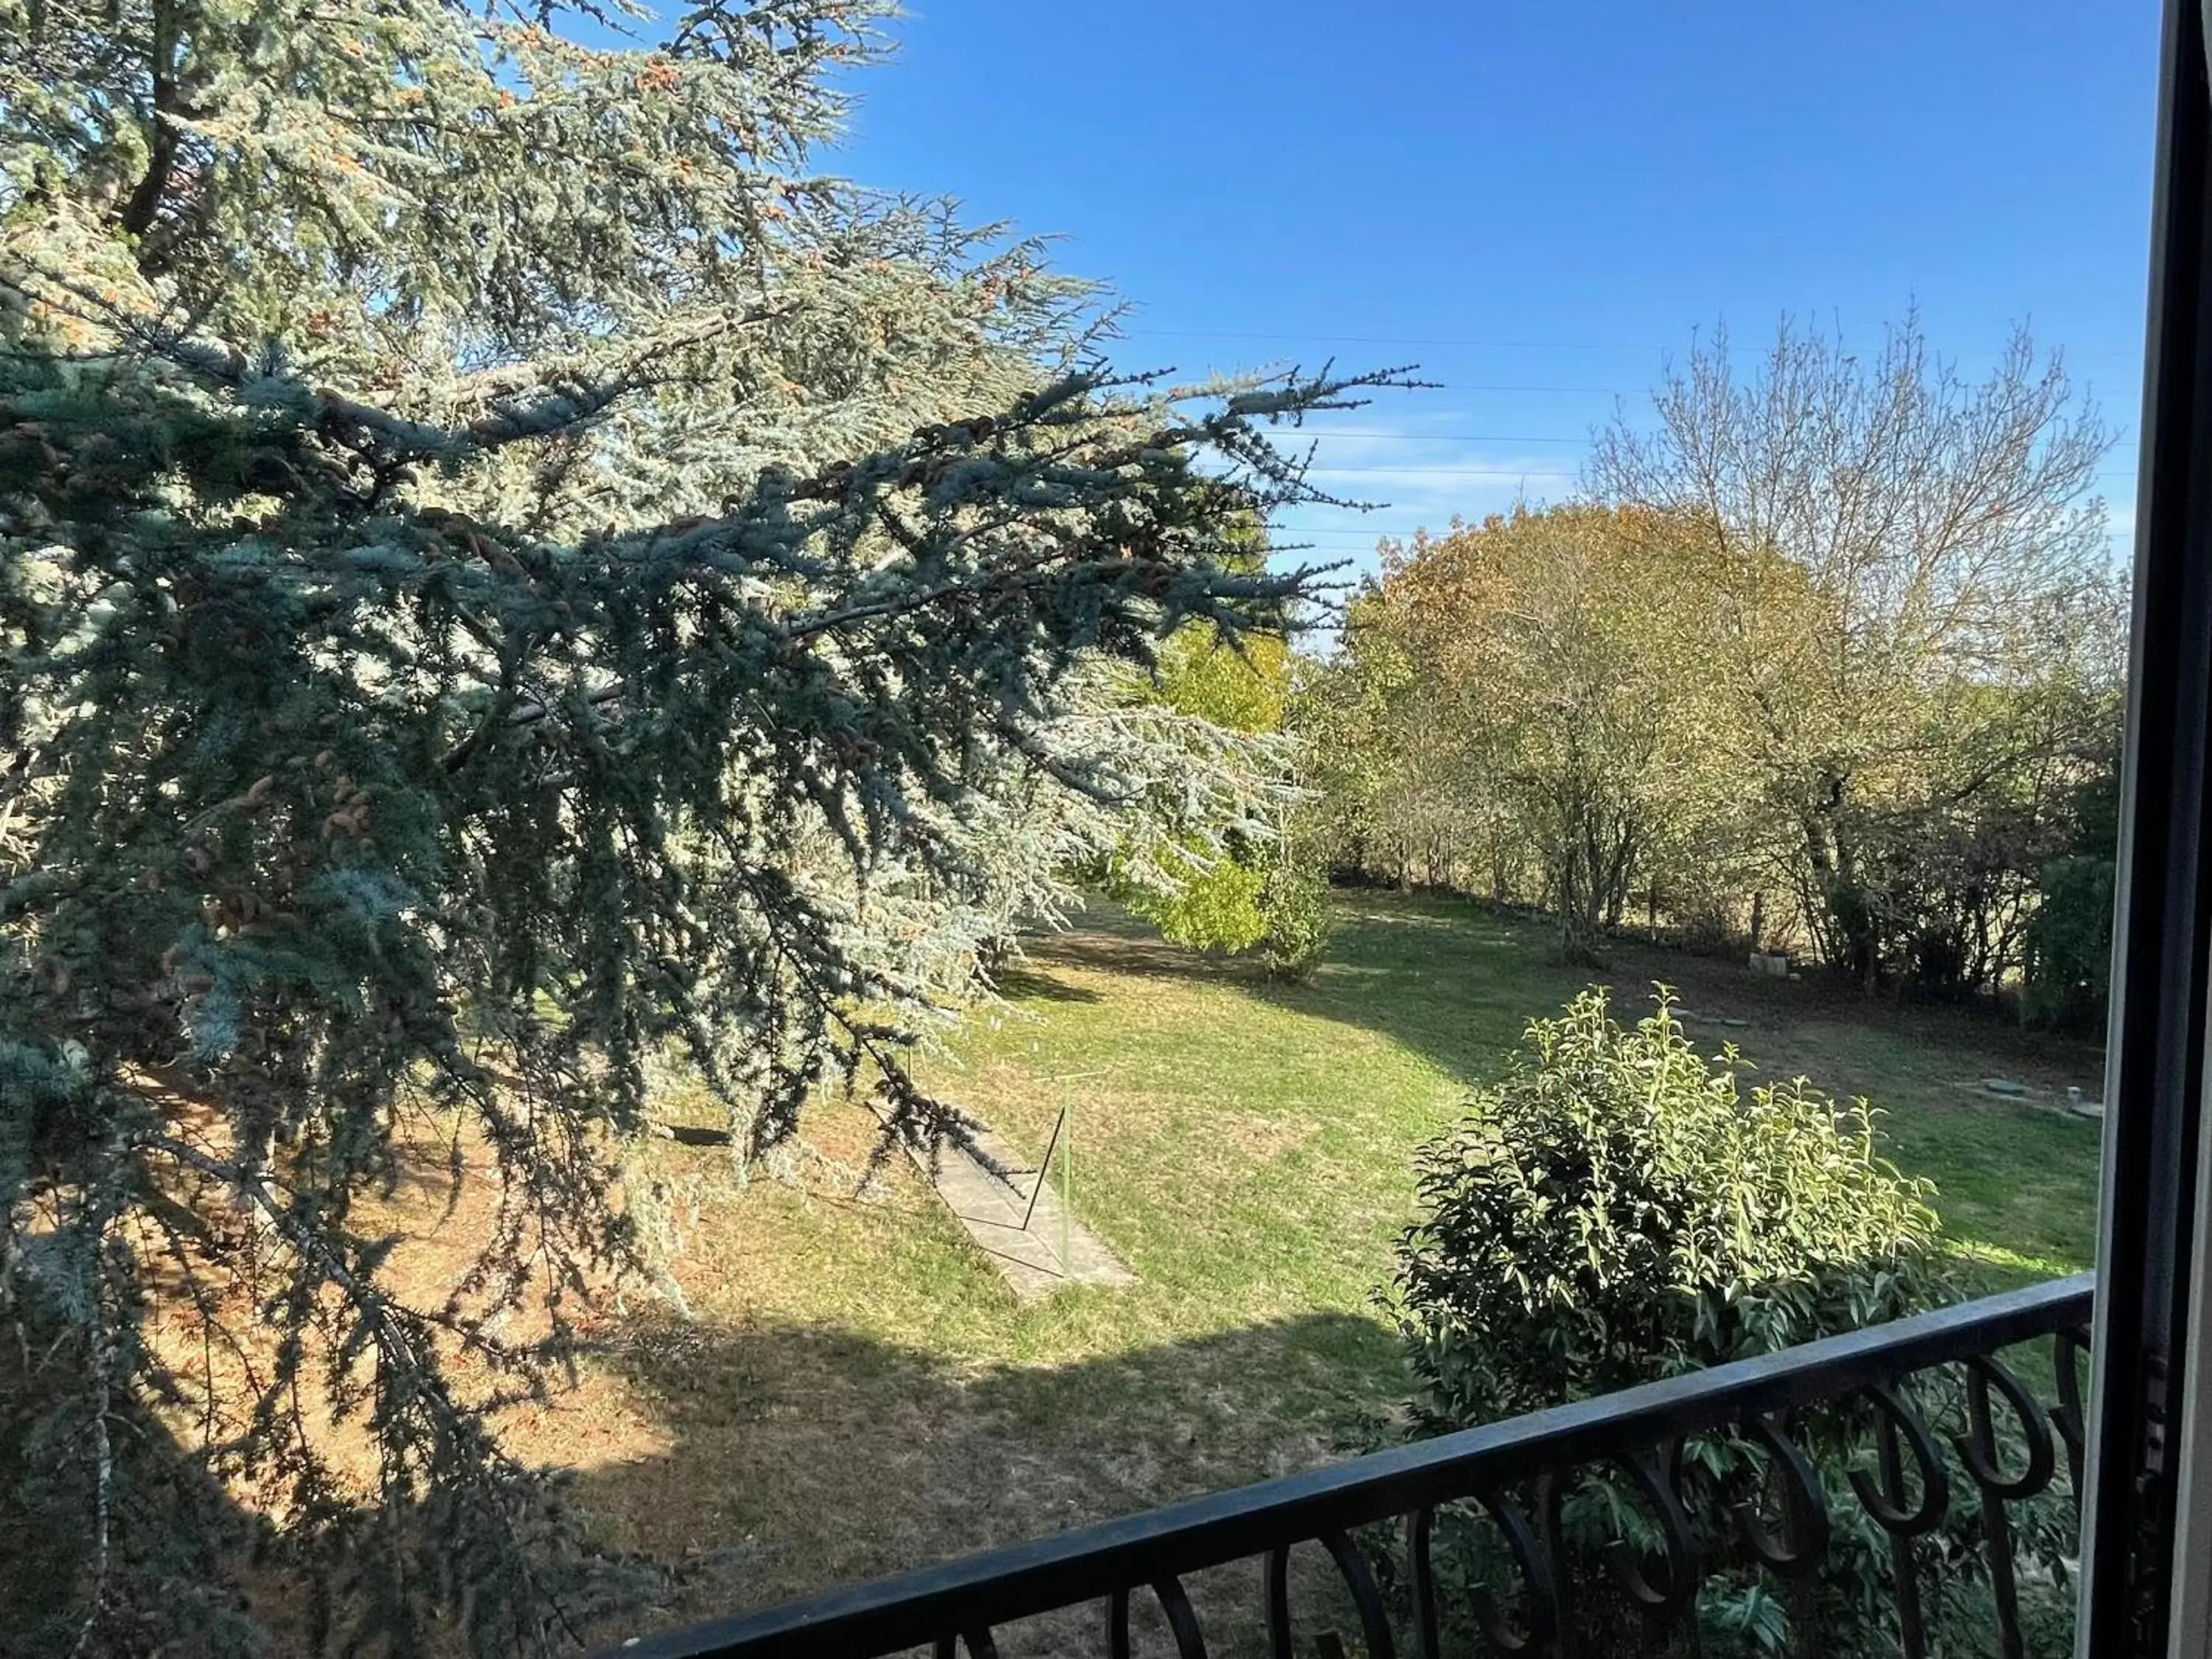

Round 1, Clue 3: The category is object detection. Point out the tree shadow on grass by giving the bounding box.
[567,1280,2087,1658]
[573,1307,1403,1655]
[1016,894,1587,1093]
[987,961,1105,1005]
[1027,892,2107,1119]
[1,1292,1402,1658]
[1006,895,2104,1286]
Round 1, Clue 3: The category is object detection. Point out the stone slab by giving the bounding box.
[901,1115,1135,1301]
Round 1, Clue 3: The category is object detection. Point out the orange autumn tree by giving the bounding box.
[1310,504,1746,958]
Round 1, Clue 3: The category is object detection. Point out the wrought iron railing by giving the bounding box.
[612,1273,2093,1659]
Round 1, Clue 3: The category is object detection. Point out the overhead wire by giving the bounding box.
[1110,326,2146,367]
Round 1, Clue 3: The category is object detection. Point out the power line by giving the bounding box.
[1354,383,1630,394]
[1115,327,2146,364]
[1268,527,1529,539]
[1119,330,1653,352]
[1286,465,2139,480]
[1302,465,1582,478]
[1264,429,1590,442]
[1261,432,2143,477]
[1158,379,1632,394]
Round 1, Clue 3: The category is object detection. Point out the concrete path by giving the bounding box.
[901,1115,1135,1301]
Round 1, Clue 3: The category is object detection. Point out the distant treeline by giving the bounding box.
[1290,316,2124,1031]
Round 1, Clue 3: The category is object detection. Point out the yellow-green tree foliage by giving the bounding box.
[1305,316,2127,999]
[1307,504,1746,956]
[1110,624,1292,953]
[1591,313,2121,986]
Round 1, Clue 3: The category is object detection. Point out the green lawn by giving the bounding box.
[569,891,2103,1647]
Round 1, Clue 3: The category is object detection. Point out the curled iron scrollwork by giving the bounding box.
[1952,1352,2062,1659]
[1263,1531,1399,1659]
[1319,1530,1397,1659]
[1109,1575,1208,1659]
[1734,1412,1832,1576]
[1952,1353,2057,1501]
[2053,1325,2091,1506]
[1603,1444,1703,1626]
[1407,1494,1560,1658]
[1849,1381,1952,1536]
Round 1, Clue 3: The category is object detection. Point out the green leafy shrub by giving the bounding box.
[1394,990,1942,1421]
[1113,839,1334,977]
[1106,609,1303,961]
[1385,990,2073,1655]
[1259,860,1332,981]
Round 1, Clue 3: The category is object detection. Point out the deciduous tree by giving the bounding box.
[1590,313,2114,981]
[1301,505,1735,959]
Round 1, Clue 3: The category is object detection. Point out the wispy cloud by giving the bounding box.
[1260,409,1589,577]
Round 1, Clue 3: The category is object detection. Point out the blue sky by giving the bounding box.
[817,1,2160,574]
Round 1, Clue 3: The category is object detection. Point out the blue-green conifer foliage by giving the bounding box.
[0,2,1399,1646]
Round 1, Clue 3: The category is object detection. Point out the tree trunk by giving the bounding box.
[1804,776,1879,986]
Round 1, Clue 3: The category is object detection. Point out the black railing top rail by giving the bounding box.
[611,1272,2093,1659]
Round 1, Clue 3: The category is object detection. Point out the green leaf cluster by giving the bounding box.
[1393,990,1942,1424]
[1104,613,1328,966]
[1387,990,2072,1655]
